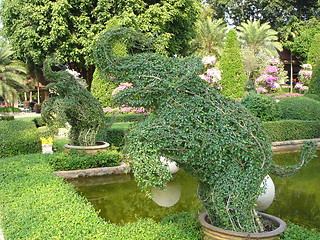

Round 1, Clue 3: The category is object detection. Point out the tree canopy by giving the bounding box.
[0,0,201,87]
[206,0,320,30]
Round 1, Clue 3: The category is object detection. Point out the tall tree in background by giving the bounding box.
[0,45,27,104]
[206,0,319,30]
[191,17,227,58]
[0,0,200,88]
[219,29,246,99]
[308,33,320,95]
[237,20,283,57]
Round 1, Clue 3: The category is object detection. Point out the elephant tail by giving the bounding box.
[270,141,317,178]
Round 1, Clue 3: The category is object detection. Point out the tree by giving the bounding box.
[283,18,320,60]
[0,45,27,105]
[206,0,320,30]
[219,29,246,99]
[237,20,283,57]
[191,17,227,58]
[0,0,201,87]
[308,33,320,95]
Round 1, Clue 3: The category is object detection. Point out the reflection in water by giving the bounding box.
[266,150,320,231]
[70,151,320,230]
[69,170,201,225]
[151,181,181,207]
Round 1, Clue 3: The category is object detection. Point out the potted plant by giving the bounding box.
[41,59,109,152]
[93,28,317,238]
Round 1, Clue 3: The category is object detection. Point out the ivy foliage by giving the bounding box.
[94,28,317,233]
[219,29,247,99]
[41,59,106,146]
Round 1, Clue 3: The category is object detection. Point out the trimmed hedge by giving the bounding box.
[304,93,320,102]
[0,115,14,121]
[0,107,21,113]
[46,150,122,171]
[97,122,133,148]
[241,94,281,121]
[0,154,203,239]
[277,97,320,121]
[0,120,42,158]
[105,113,149,123]
[263,120,320,142]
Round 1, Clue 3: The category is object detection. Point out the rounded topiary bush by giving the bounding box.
[241,94,281,121]
[277,96,320,120]
[304,93,320,102]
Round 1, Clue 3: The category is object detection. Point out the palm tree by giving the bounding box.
[191,17,227,58]
[237,20,283,57]
[0,45,27,105]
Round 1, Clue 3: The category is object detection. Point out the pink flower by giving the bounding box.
[264,65,278,74]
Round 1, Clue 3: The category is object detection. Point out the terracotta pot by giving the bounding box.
[199,212,286,240]
[64,141,110,154]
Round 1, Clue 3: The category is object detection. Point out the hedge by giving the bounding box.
[46,150,122,171]
[97,122,133,148]
[0,154,203,239]
[241,94,281,121]
[277,97,320,121]
[281,222,320,240]
[105,113,149,123]
[0,107,21,113]
[0,120,42,158]
[0,115,14,121]
[263,120,320,142]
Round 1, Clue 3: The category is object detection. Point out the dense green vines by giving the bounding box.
[93,28,317,233]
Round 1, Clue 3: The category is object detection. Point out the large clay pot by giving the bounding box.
[64,141,110,154]
[199,212,286,240]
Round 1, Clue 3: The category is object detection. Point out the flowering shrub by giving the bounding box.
[297,63,312,85]
[272,93,303,100]
[255,57,287,93]
[294,82,309,93]
[199,56,222,89]
[103,106,147,114]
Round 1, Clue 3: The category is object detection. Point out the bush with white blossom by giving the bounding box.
[199,56,222,90]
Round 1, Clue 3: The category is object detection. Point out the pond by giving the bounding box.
[67,150,320,230]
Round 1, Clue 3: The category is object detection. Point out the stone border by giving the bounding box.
[54,162,130,179]
[271,138,320,154]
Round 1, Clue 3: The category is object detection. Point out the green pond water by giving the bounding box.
[68,150,320,230]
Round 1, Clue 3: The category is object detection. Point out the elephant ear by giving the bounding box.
[270,141,317,177]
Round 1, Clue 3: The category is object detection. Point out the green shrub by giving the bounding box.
[32,117,46,127]
[241,94,281,121]
[277,97,320,121]
[91,68,118,107]
[105,113,149,123]
[0,107,21,113]
[46,150,122,171]
[97,122,132,148]
[304,93,320,102]
[0,115,14,121]
[0,120,42,158]
[219,29,246,99]
[281,222,320,240]
[52,138,69,153]
[0,154,203,239]
[263,120,320,141]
